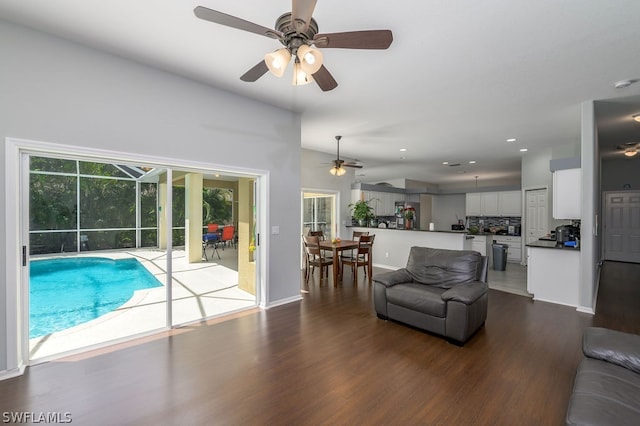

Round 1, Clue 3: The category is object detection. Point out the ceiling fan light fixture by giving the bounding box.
[297,45,323,74]
[292,60,314,85]
[633,114,640,123]
[329,166,346,176]
[624,148,638,157]
[265,48,291,78]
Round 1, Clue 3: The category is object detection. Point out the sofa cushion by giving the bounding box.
[583,327,640,374]
[405,246,482,289]
[385,283,446,317]
[566,357,640,425]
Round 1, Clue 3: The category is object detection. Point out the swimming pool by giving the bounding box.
[29,257,162,338]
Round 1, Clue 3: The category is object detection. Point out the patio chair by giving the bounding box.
[203,230,221,260]
[220,225,235,249]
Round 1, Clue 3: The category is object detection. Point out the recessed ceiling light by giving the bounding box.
[442,161,449,165]
[520,148,528,152]
[506,138,516,142]
[399,148,407,152]
[469,160,476,164]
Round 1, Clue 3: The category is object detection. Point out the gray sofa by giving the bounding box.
[566,327,640,425]
[373,246,488,345]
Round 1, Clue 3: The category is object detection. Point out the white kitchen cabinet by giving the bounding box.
[465,193,482,216]
[553,168,581,219]
[466,192,498,216]
[471,235,487,256]
[527,246,579,306]
[353,189,404,216]
[481,192,499,216]
[467,191,522,217]
[498,191,522,216]
[493,235,522,263]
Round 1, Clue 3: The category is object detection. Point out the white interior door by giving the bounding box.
[603,191,640,263]
[525,188,548,245]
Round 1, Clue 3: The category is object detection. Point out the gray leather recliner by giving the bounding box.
[373,246,488,345]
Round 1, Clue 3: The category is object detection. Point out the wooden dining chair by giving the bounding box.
[302,235,333,284]
[352,230,369,239]
[341,234,375,284]
[340,230,370,270]
[308,230,325,240]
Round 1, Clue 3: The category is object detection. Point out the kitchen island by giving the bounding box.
[348,226,474,269]
[526,240,580,307]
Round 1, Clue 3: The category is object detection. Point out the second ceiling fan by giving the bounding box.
[194,0,393,91]
[330,136,362,176]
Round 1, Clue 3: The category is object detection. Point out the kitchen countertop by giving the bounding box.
[350,227,484,240]
[526,240,580,251]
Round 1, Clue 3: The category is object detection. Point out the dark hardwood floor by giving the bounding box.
[0,261,637,425]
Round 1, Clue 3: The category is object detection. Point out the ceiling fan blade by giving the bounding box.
[291,0,317,33]
[194,6,282,39]
[343,163,363,169]
[314,30,393,49]
[312,65,338,92]
[240,60,269,82]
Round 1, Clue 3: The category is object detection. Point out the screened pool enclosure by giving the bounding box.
[29,156,233,255]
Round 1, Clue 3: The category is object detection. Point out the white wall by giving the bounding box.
[0,20,302,373]
[431,194,466,231]
[521,146,576,233]
[580,101,598,313]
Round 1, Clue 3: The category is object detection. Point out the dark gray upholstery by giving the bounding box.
[566,327,640,426]
[373,246,488,345]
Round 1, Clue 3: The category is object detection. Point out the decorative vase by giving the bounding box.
[405,219,412,230]
[358,219,368,227]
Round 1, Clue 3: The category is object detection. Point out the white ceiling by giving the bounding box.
[1,0,639,185]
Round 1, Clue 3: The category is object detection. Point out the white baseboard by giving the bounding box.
[0,364,25,381]
[263,294,303,309]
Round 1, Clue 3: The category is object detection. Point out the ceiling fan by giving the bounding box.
[330,136,362,176]
[194,0,393,91]
[617,141,639,157]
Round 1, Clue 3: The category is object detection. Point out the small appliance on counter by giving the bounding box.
[555,225,580,245]
[507,225,521,236]
[451,224,465,231]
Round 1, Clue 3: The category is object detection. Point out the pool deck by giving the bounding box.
[29,248,255,361]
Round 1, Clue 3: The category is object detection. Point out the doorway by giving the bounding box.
[603,191,640,263]
[15,144,262,364]
[524,188,548,266]
[302,191,337,241]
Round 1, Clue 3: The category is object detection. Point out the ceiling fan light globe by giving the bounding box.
[297,45,323,74]
[265,48,291,78]
[329,166,346,176]
[624,148,638,157]
[292,61,314,85]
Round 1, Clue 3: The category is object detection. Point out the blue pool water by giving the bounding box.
[29,257,162,338]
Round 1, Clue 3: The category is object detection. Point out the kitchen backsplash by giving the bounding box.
[467,216,521,230]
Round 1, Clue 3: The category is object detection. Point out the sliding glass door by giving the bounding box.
[23,152,259,362]
[302,192,337,241]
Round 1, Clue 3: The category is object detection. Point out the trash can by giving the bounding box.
[492,243,508,271]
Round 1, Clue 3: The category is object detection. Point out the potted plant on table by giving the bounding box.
[349,199,375,227]
[403,206,416,230]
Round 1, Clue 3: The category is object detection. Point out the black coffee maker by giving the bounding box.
[555,225,579,244]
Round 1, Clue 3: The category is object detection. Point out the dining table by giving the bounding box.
[319,239,359,286]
